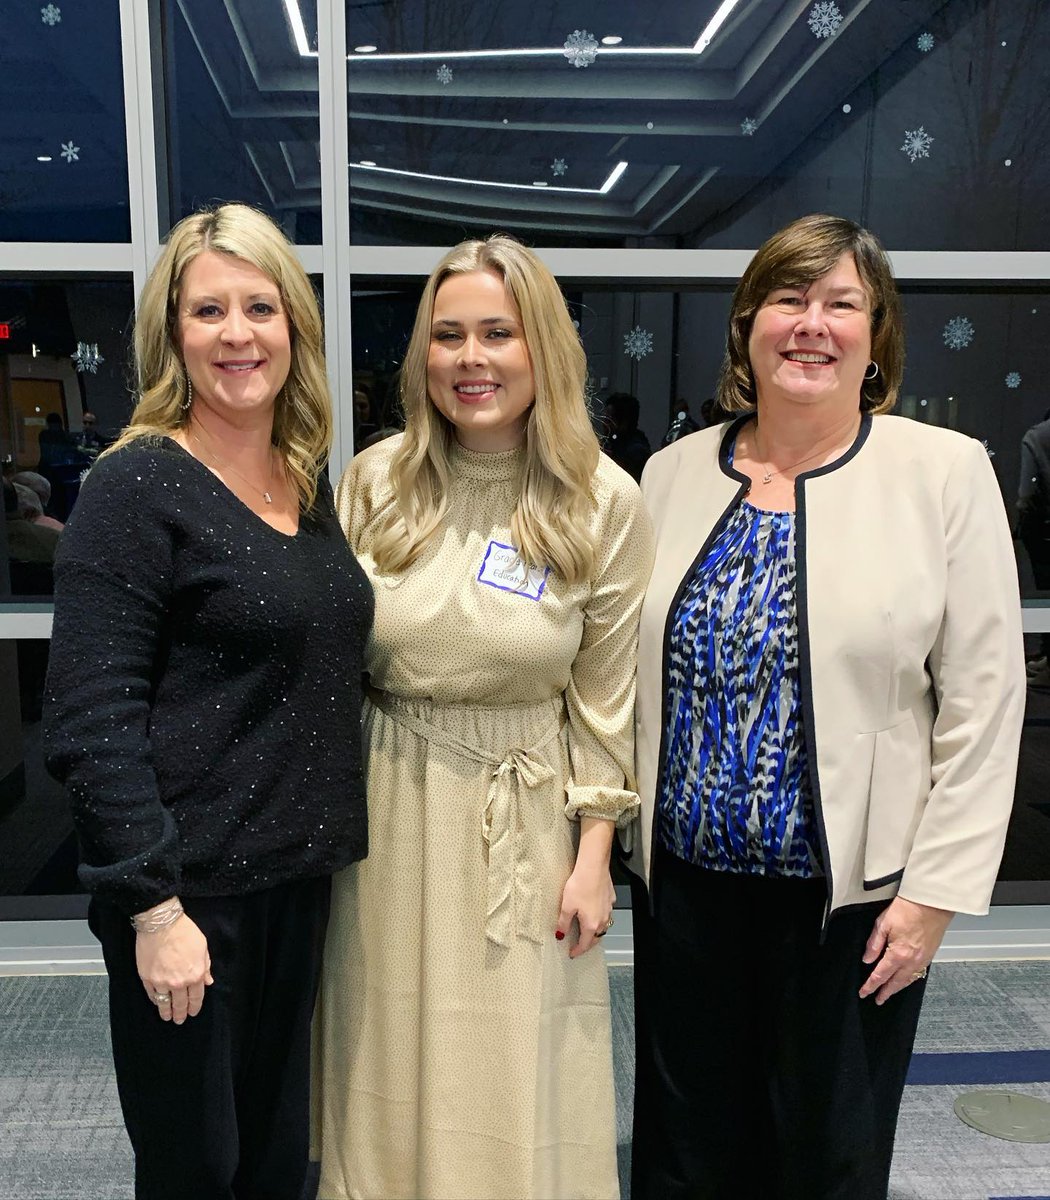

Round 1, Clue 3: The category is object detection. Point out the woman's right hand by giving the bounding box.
[135,911,213,1025]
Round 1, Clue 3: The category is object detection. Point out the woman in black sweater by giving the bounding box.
[44,203,372,1200]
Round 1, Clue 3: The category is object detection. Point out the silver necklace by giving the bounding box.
[750,419,858,484]
[189,427,276,504]
[757,445,830,484]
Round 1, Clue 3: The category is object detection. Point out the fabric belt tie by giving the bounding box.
[366,688,563,948]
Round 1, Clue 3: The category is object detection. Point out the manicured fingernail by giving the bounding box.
[555,930,565,941]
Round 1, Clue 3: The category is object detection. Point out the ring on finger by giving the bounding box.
[911,968,928,982]
[152,991,172,1004]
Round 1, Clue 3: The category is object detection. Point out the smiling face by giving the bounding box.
[178,249,292,426]
[426,269,535,452]
[747,252,872,413]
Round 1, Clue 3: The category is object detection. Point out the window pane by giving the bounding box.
[0,1,129,242]
[158,0,321,241]
[2,278,135,603]
[0,638,83,906]
[345,0,1049,250]
[1005,672,1050,895]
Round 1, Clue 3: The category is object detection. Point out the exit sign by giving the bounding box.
[0,324,9,339]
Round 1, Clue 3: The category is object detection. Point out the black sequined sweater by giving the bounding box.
[44,439,373,914]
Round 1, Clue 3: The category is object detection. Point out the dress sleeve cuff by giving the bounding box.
[564,785,641,828]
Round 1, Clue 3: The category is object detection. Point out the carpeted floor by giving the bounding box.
[1,963,1049,1198]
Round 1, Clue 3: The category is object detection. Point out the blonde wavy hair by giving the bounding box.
[106,203,331,511]
[716,213,905,416]
[371,235,600,584]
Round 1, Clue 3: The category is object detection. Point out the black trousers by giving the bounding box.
[90,875,332,1200]
[630,848,927,1200]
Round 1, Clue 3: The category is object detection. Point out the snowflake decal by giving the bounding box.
[900,126,933,163]
[563,29,599,68]
[942,316,974,351]
[41,4,61,24]
[436,63,453,85]
[71,342,104,374]
[741,117,758,136]
[623,326,654,360]
[807,2,843,39]
[60,140,79,163]
[1005,371,1022,389]
[551,158,567,177]
[917,32,934,52]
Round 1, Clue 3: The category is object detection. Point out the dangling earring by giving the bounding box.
[864,361,880,381]
[181,376,194,411]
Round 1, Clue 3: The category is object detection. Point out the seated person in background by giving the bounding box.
[4,478,58,604]
[352,387,378,453]
[4,479,59,565]
[700,396,731,426]
[361,426,401,451]
[662,399,701,445]
[13,482,47,525]
[1015,410,1050,683]
[10,472,64,531]
[36,413,82,470]
[75,412,106,454]
[602,391,651,482]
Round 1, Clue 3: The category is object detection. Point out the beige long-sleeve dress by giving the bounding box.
[314,435,653,1200]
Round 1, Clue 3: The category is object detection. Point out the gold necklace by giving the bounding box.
[189,427,276,504]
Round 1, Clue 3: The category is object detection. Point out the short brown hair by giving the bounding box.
[716,214,904,415]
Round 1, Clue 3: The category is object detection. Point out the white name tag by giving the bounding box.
[477,541,550,601]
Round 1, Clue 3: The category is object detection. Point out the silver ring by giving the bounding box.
[152,992,172,1004]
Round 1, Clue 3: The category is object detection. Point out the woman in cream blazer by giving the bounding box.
[628,214,1025,1200]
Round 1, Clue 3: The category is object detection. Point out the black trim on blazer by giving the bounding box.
[643,418,751,912]
[864,867,906,891]
[790,411,872,937]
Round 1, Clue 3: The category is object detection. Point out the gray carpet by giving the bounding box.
[2,965,1049,1198]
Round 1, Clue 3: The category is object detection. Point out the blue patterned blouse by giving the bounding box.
[657,488,822,877]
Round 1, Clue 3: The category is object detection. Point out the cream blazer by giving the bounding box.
[628,413,1025,919]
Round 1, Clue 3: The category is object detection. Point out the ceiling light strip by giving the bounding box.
[353,161,628,195]
[694,0,741,51]
[283,0,311,56]
[286,0,741,61]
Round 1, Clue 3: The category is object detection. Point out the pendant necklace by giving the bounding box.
[751,417,859,485]
[189,427,276,504]
[758,446,828,484]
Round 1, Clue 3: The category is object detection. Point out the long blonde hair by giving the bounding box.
[371,235,599,584]
[106,203,332,511]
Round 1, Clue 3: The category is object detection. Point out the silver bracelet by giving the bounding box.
[130,897,184,934]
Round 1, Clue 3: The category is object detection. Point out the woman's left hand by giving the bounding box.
[859,895,954,1005]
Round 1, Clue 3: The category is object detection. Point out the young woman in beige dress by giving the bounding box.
[314,236,653,1199]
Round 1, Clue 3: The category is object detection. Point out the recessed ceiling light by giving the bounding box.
[359,160,377,167]
[601,36,623,45]
[354,45,377,53]
[37,155,52,162]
